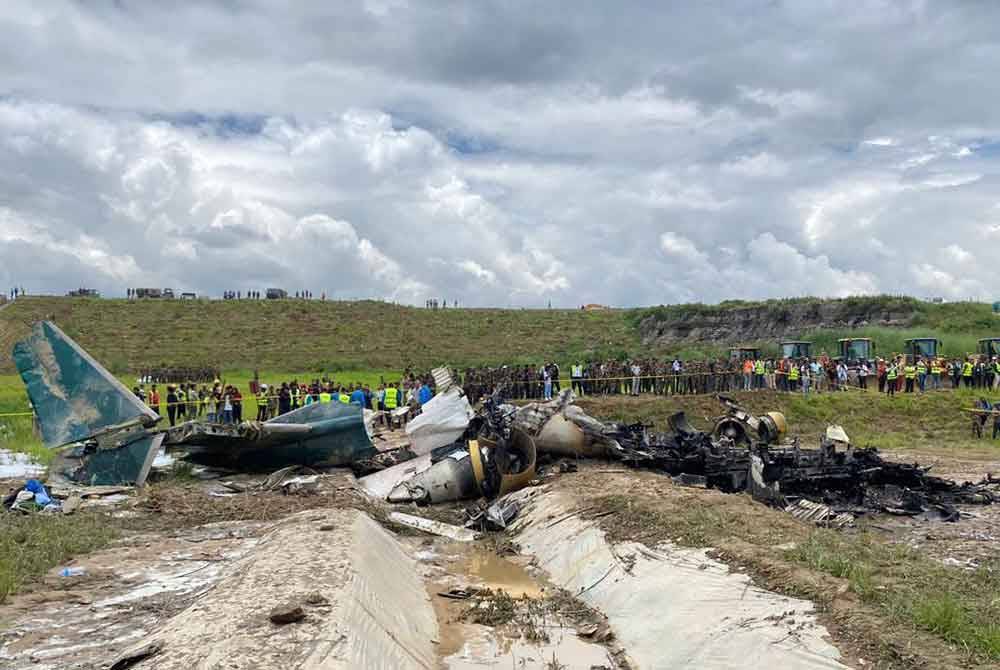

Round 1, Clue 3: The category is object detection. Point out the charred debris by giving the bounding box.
[603,395,999,523]
[362,389,1000,526]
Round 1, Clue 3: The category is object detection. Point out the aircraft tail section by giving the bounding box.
[13,321,158,448]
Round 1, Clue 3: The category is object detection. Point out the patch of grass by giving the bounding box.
[784,529,1000,661]
[0,512,119,603]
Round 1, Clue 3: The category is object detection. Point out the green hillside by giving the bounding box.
[2,295,999,375]
[0,297,646,374]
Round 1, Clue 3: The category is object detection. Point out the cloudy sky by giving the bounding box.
[2,1,999,306]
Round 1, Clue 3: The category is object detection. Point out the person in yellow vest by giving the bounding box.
[338,387,350,404]
[753,358,765,390]
[916,358,927,392]
[963,358,974,388]
[383,383,398,430]
[256,384,269,421]
[930,359,942,390]
[787,360,800,392]
[903,361,916,393]
[319,388,332,403]
[885,363,898,397]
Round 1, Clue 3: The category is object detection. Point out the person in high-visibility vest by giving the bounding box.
[176,385,187,422]
[904,363,917,393]
[338,389,350,404]
[916,359,927,392]
[257,384,269,421]
[963,359,974,388]
[787,361,800,392]
[930,360,942,391]
[319,390,332,403]
[753,358,765,391]
[885,363,898,396]
[571,363,584,395]
[384,385,398,410]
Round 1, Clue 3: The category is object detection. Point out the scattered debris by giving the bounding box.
[388,511,481,542]
[269,603,306,625]
[785,499,855,528]
[218,465,321,495]
[466,496,521,531]
[109,642,163,670]
[304,592,330,606]
[437,587,482,600]
[405,368,475,455]
[711,395,787,446]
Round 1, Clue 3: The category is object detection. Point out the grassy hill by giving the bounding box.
[2,295,999,376]
[0,297,646,374]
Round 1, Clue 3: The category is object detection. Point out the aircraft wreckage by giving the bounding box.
[362,388,1000,524]
[13,321,374,486]
[12,321,1000,523]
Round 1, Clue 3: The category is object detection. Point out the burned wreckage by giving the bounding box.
[605,397,998,522]
[362,389,999,524]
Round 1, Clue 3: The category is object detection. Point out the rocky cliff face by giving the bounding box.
[637,300,918,345]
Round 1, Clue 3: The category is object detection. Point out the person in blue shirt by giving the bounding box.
[418,380,433,405]
[350,386,366,406]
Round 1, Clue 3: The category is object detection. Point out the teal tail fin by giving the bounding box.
[13,321,158,448]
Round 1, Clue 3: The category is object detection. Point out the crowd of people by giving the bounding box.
[458,354,1000,402]
[128,352,1000,430]
[132,372,440,428]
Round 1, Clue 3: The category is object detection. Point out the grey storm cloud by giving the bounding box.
[2,0,1000,306]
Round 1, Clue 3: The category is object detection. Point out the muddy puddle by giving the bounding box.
[405,538,615,669]
[445,625,610,669]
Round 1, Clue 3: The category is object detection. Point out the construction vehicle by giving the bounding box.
[976,338,1000,360]
[779,341,812,359]
[729,346,760,361]
[837,338,874,364]
[903,338,941,363]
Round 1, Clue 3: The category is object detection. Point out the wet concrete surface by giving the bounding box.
[0,522,264,669]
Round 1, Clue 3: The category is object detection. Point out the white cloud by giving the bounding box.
[3,2,1000,306]
[458,260,497,284]
[863,137,897,147]
[720,152,788,178]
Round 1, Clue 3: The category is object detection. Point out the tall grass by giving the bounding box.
[0,512,119,603]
